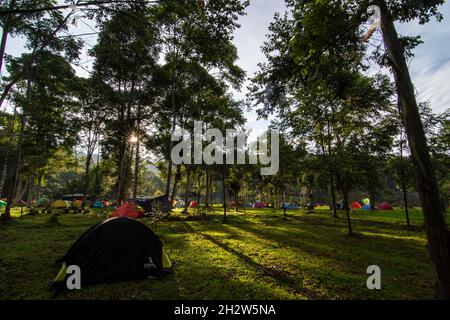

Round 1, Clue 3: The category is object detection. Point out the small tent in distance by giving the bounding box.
[377,202,394,211]
[51,200,70,209]
[110,203,143,219]
[92,200,104,208]
[350,201,362,209]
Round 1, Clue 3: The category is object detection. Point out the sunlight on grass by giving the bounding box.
[0,207,443,299]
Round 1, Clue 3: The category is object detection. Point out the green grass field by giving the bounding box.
[0,207,448,300]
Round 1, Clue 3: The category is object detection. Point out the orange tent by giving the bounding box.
[110,203,143,219]
[72,200,83,208]
[350,201,362,209]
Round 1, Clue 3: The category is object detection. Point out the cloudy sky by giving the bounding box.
[3,0,449,139]
[232,0,450,138]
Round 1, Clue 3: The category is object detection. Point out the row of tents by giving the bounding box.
[173,200,394,211]
[349,201,394,211]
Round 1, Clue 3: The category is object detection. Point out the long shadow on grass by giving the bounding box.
[230,215,428,256]
[222,215,431,278]
[249,211,425,236]
[180,220,322,299]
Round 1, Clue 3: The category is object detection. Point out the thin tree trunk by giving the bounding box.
[14,180,27,204]
[133,106,141,200]
[170,165,181,203]
[400,133,410,226]
[36,174,43,201]
[26,174,35,207]
[342,175,353,235]
[369,191,376,211]
[326,117,338,217]
[94,148,101,198]
[378,0,450,298]
[183,166,191,214]
[222,164,227,222]
[0,105,17,194]
[82,153,92,206]
[0,0,16,76]
[205,168,209,208]
[2,114,25,220]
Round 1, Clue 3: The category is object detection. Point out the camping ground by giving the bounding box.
[0,207,447,300]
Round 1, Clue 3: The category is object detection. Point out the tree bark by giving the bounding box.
[183,165,191,214]
[341,174,353,235]
[170,165,181,203]
[26,174,35,207]
[378,0,450,298]
[0,0,16,76]
[222,164,227,222]
[399,133,410,227]
[326,119,338,217]
[205,168,209,208]
[2,114,25,220]
[369,191,376,211]
[82,153,92,206]
[133,105,141,200]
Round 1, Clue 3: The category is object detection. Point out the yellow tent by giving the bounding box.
[51,200,70,209]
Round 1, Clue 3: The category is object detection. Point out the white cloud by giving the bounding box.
[233,0,450,138]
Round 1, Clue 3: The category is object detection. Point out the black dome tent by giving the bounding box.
[50,217,172,292]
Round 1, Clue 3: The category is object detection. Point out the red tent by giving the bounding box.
[189,201,199,208]
[350,201,362,209]
[253,202,266,208]
[110,203,143,219]
[377,202,393,211]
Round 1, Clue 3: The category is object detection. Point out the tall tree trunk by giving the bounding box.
[183,165,191,214]
[282,188,287,219]
[2,114,25,221]
[133,139,140,200]
[117,105,126,203]
[0,0,16,76]
[378,0,450,298]
[82,154,92,206]
[205,168,209,208]
[165,84,177,196]
[209,170,213,207]
[26,174,35,207]
[326,118,338,217]
[222,164,227,222]
[133,106,141,200]
[330,173,337,217]
[36,174,43,201]
[0,105,17,194]
[341,174,353,235]
[369,191,376,211]
[170,165,181,203]
[399,134,410,227]
[0,148,8,195]
[13,179,27,204]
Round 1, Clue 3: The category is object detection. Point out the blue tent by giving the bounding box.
[92,200,104,208]
[362,204,371,210]
[283,203,300,210]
